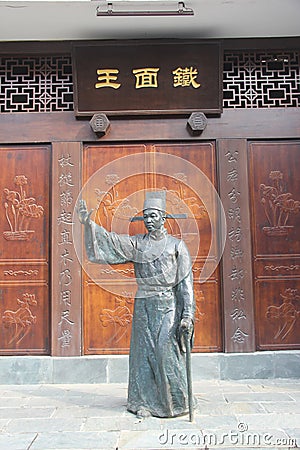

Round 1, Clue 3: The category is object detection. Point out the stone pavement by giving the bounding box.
[0,379,299,450]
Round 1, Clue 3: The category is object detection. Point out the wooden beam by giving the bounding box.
[0,108,300,144]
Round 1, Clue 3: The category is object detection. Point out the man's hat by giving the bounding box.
[143,191,166,212]
[130,190,187,222]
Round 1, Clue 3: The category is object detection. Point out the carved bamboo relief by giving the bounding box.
[2,293,37,345]
[194,289,205,323]
[99,291,134,345]
[266,288,300,341]
[95,174,138,230]
[167,172,207,219]
[260,171,300,237]
[249,141,300,350]
[3,175,44,241]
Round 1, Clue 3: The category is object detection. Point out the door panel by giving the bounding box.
[83,143,222,354]
[153,143,221,351]
[249,141,300,350]
[0,146,50,355]
[83,145,146,354]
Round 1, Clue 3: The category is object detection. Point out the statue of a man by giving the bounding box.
[78,192,195,418]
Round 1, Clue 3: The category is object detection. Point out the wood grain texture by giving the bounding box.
[51,142,82,356]
[0,109,300,144]
[218,139,255,353]
[0,146,50,355]
[82,143,222,354]
[249,141,300,350]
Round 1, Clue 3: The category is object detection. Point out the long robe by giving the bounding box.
[84,220,195,417]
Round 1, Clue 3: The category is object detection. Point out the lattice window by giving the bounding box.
[0,56,73,112]
[223,50,300,108]
[0,51,299,112]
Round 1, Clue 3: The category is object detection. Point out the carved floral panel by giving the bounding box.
[249,141,300,350]
[0,146,50,355]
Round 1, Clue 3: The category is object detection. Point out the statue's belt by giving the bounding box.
[136,288,174,299]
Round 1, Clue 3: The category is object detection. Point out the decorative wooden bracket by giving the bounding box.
[89,113,110,137]
[187,112,207,136]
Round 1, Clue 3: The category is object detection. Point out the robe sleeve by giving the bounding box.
[84,220,135,265]
[174,240,195,320]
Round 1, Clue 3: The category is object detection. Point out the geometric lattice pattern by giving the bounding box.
[0,56,73,112]
[223,50,300,108]
[0,52,299,112]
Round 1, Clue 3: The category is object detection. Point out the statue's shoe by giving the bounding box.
[136,408,151,419]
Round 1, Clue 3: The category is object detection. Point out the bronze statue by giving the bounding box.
[78,192,195,419]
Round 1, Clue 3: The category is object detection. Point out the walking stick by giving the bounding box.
[184,329,194,422]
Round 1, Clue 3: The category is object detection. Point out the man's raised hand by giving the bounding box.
[77,199,93,225]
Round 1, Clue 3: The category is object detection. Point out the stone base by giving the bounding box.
[0,351,299,384]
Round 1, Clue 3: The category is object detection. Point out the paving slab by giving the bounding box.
[196,392,227,402]
[262,401,300,413]
[249,379,300,389]
[285,428,300,446]
[224,392,295,403]
[83,415,163,431]
[0,433,37,450]
[214,384,254,393]
[5,417,85,433]
[30,431,120,450]
[0,397,29,408]
[52,404,127,418]
[211,402,267,415]
[236,413,300,430]
[0,386,43,397]
[286,392,300,401]
[195,415,239,430]
[0,419,10,432]
[0,406,55,419]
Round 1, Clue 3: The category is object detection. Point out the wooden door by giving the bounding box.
[82,143,222,354]
[249,141,300,350]
[0,146,50,355]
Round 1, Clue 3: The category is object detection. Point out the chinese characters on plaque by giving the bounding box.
[95,67,201,90]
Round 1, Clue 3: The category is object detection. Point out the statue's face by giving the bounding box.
[143,208,166,232]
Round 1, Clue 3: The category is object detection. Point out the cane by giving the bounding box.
[183,329,194,422]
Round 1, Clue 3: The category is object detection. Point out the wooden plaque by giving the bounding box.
[73,40,223,116]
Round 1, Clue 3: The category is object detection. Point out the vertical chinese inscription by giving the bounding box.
[219,140,255,352]
[52,143,81,356]
[224,148,249,345]
[57,153,75,349]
